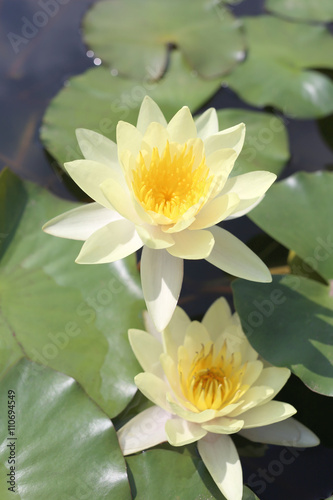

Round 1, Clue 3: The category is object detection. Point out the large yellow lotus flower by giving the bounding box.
[43,96,276,331]
[118,298,319,500]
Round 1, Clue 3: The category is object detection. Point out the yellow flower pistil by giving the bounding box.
[132,141,212,222]
[179,342,249,412]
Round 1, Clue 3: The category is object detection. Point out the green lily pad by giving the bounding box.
[127,448,259,499]
[266,0,333,23]
[232,275,333,396]
[41,51,221,168]
[217,109,289,177]
[0,168,27,260]
[0,359,131,499]
[224,16,333,118]
[249,171,333,282]
[0,169,144,417]
[83,0,245,80]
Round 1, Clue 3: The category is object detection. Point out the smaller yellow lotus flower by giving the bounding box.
[43,96,276,331]
[118,298,319,500]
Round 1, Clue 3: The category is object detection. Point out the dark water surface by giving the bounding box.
[1,0,333,499]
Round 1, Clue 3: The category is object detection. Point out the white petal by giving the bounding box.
[202,297,232,342]
[242,360,263,387]
[140,247,183,332]
[167,397,217,423]
[141,122,169,155]
[226,197,265,221]
[253,367,291,404]
[75,128,118,167]
[142,311,163,341]
[204,123,245,157]
[220,171,276,200]
[136,96,167,134]
[198,434,243,500]
[160,353,186,402]
[227,386,275,417]
[202,416,244,434]
[117,406,171,455]
[100,178,142,224]
[206,148,238,178]
[228,315,259,362]
[239,417,320,447]
[128,329,164,377]
[165,418,207,446]
[167,229,214,259]
[241,401,297,428]
[190,193,240,230]
[183,321,210,360]
[162,306,191,359]
[117,120,143,159]
[135,373,170,412]
[135,224,175,249]
[76,219,143,264]
[64,159,117,208]
[206,226,272,282]
[42,202,121,241]
[167,106,197,143]
[195,108,219,140]
[162,215,196,234]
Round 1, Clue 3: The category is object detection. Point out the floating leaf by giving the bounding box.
[0,168,27,260]
[127,448,259,499]
[0,171,27,378]
[0,359,131,499]
[266,0,333,23]
[0,169,144,417]
[217,109,289,176]
[232,275,333,396]
[41,51,221,167]
[83,0,245,80]
[249,171,333,282]
[224,16,333,118]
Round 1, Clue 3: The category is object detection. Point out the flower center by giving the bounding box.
[179,342,248,412]
[132,141,212,222]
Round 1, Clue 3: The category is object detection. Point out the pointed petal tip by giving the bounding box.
[75,127,88,137]
[198,434,243,500]
[149,308,175,333]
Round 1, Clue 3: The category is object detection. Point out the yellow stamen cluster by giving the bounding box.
[132,141,212,222]
[179,342,248,412]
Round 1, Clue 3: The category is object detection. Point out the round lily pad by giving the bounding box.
[0,359,131,499]
[83,0,245,80]
[224,16,333,118]
[266,0,333,23]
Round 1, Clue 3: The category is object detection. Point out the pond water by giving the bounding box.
[1,0,333,499]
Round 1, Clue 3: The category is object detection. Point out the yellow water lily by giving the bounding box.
[43,96,276,331]
[118,298,319,500]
